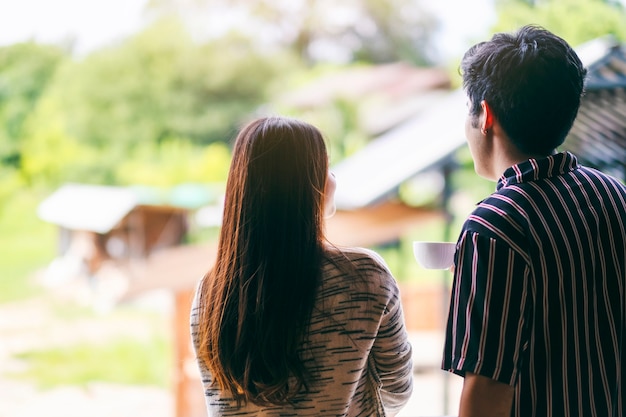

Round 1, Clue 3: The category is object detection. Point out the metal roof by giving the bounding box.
[584,43,626,90]
[333,38,626,211]
[38,183,216,233]
[332,88,467,210]
[564,41,626,181]
[37,183,139,233]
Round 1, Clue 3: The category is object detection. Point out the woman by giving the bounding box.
[191,116,413,416]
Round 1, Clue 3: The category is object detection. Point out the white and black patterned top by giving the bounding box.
[443,152,626,417]
[191,247,413,417]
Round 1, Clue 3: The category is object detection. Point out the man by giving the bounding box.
[442,25,626,417]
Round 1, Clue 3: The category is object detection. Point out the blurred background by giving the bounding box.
[1,0,625,416]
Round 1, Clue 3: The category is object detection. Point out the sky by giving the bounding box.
[0,0,495,60]
[0,0,150,55]
[423,0,496,60]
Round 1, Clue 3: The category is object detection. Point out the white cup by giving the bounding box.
[412,241,456,270]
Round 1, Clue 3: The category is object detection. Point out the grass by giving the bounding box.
[9,335,172,389]
[0,190,57,303]
[5,298,174,389]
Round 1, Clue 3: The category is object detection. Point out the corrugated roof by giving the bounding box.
[331,88,467,210]
[278,63,452,136]
[37,183,138,233]
[585,43,626,90]
[564,41,626,180]
[333,38,626,211]
[38,183,217,233]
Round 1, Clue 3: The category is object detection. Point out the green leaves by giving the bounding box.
[494,0,626,46]
[2,17,297,188]
[0,42,67,167]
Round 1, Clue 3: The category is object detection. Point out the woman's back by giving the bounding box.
[190,246,413,417]
[191,117,413,416]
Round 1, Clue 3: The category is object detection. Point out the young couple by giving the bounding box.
[191,25,625,417]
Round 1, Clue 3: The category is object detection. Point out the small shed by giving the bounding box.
[37,183,215,278]
[38,183,218,417]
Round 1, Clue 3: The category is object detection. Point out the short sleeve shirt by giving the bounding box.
[442,152,626,417]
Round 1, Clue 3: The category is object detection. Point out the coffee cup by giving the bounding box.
[412,241,456,270]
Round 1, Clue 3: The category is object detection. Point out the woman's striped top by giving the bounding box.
[443,151,626,417]
[191,247,413,417]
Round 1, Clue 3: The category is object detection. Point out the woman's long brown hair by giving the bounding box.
[195,116,328,406]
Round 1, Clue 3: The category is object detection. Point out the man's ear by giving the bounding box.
[480,100,494,135]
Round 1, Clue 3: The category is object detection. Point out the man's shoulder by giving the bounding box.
[472,187,529,216]
[464,189,531,240]
[577,165,626,192]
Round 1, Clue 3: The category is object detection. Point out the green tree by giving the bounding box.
[0,42,67,167]
[115,139,231,186]
[20,95,100,186]
[53,18,299,148]
[494,0,626,45]
[21,17,301,186]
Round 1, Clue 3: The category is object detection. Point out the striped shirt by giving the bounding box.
[443,152,626,417]
[191,247,413,417]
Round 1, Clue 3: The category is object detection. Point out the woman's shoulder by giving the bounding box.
[325,245,385,265]
[323,246,394,282]
[322,246,400,302]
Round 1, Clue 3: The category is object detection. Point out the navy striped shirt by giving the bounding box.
[443,152,626,417]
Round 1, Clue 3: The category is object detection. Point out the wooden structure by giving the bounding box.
[326,201,443,247]
[564,39,626,181]
[37,183,208,277]
[38,183,216,417]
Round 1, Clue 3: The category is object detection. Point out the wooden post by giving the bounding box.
[174,288,201,417]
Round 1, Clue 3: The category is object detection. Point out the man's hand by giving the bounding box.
[459,372,514,417]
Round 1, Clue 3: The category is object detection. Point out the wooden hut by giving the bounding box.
[37,183,216,278]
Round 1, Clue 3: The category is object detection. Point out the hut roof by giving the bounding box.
[331,89,466,210]
[38,183,138,234]
[563,39,626,180]
[38,183,216,233]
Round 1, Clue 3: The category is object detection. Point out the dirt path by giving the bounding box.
[0,287,175,417]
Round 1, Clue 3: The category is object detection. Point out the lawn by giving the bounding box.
[0,190,57,303]
[10,334,172,388]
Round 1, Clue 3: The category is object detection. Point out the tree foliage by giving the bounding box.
[494,0,626,45]
[53,18,295,149]
[16,17,301,187]
[1,1,442,191]
[0,42,67,167]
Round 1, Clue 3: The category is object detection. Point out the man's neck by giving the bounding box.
[490,134,552,180]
